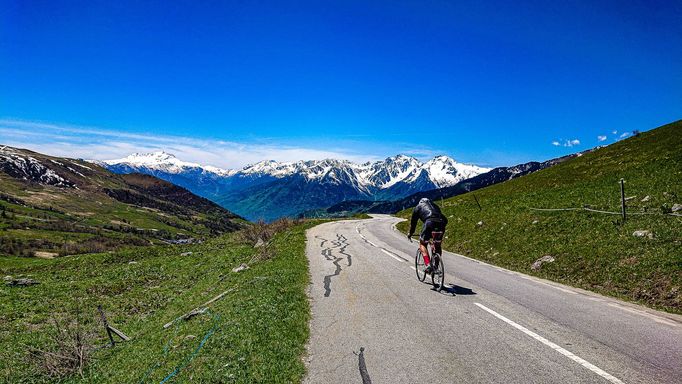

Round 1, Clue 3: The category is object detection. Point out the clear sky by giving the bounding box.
[1,1,681,168]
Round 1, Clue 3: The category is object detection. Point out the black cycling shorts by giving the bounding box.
[420,219,445,242]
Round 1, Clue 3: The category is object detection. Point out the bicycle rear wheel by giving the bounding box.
[415,249,427,282]
[431,253,445,291]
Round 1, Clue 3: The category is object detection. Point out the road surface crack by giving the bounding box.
[315,235,328,248]
[321,233,353,297]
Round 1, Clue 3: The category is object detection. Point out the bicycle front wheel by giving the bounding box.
[415,249,427,282]
[431,254,445,291]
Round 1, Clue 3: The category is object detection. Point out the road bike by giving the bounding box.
[410,232,445,291]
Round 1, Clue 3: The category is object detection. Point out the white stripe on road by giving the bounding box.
[474,303,625,384]
[607,303,678,327]
[357,233,378,248]
[381,248,405,263]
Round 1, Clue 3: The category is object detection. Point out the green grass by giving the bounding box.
[397,121,682,314]
[0,222,315,383]
[1,229,95,242]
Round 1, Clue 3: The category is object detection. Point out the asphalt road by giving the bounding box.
[303,215,682,384]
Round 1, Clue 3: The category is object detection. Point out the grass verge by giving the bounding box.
[1,221,318,383]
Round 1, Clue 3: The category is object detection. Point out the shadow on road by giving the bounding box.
[435,284,476,296]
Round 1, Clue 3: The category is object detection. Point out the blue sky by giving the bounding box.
[1,1,681,168]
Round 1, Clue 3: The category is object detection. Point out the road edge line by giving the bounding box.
[474,303,625,384]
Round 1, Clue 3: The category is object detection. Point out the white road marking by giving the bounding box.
[530,279,578,295]
[451,251,584,296]
[359,233,376,246]
[607,303,678,327]
[357,232,378,247]
[474,303,625,384]
[381,248,405,263]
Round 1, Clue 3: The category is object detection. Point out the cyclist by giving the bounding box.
[408,197,448,273]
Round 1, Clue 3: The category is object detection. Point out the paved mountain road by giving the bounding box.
[303,215,682,384]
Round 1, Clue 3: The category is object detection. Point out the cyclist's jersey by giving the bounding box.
[409,198,448,235]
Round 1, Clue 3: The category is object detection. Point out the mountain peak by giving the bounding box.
[425,155,458,167]
[114,151,181,163]
[105,151,204,173]
[432,154,456,162]
[387,154,419,162]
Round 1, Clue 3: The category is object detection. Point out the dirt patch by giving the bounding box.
[23,191,64,205]
[34,251,58,259]
[619,256,639,266]
[73,211,95,217]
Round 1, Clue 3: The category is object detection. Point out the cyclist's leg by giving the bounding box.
[419,240,429,266]
[435,226,445,255]
[432,223,445,268]
[420,221,433,266]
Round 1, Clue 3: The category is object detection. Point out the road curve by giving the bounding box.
[303,215,682,384]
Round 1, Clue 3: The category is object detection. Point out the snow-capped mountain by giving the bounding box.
[98,152,490,220]
[0,146,76,188]
[103,151,236,177]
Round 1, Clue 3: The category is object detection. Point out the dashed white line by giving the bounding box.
[359,234,377,248]
[381,248,405,263]
[474,303,625,384]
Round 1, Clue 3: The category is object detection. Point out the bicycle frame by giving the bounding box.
[410,231,446,291]
[410,231,443,264]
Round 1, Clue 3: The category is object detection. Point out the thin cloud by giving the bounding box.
[552,138,580,147]
[619,132,631,138]
[0,118,384,169]
[612,130,618,135]
[597,135,607,142]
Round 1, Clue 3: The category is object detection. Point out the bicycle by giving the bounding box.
[409,232,445,291]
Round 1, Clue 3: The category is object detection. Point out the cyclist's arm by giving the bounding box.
[408,208,419,235]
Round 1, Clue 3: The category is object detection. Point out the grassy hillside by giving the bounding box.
[0,146,243,257]
[0,220,315,383]
[397,120,681,313]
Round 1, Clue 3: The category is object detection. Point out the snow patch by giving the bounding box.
[0,153,75,188]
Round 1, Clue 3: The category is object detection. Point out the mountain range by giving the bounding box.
[316,152,582,216]
[98,153,491,220]
[0,146,243,257]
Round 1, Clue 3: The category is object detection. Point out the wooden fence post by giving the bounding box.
[620,178,626,223]
[473,194,482,211]
[98,305,131,346]
[98,305,115,346]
